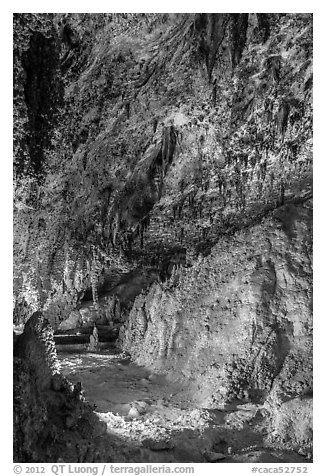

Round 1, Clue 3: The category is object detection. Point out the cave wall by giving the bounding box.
[14,311,107,462]
[13,14,312,329]
[120,200,312,403]
[13,311,153,462]
[13,13,63,179]
[13,12,313,459]
[119,199,312,451]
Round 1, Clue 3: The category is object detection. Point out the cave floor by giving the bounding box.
[57,345,309,464]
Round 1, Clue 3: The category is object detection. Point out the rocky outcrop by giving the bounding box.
[265,396,312,455]
[14,311,104,461]
[120,198,312,451]
[13,311,148,462]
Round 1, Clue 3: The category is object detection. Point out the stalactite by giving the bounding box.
[202,14,230,82]
[90,246,100,309]
[230,14,249,69]
[278,100,290,137]
[140,222,144,249]
[257,14,270,43]
[166,129,170,175]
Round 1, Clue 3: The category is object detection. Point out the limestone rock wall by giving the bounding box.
[13,14,312,330]
[13,13,313,459]
[120,199,312,411]
[13,311,145,462]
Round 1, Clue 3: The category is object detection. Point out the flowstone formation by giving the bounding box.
[120,199,313,454]
[13,13,312,462]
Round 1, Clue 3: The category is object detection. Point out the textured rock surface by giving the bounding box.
[13,13,313,462]
[59,348,311,463]
[13,312,156,462]
[265,396,312,454]
[120,199,312,452]
[13,14,312,328]
[14,311,105,461]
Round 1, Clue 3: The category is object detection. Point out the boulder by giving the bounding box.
[58,311,82,331]
[204,451,226,462]
[128,407,140,419]
[133,401,149,414]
